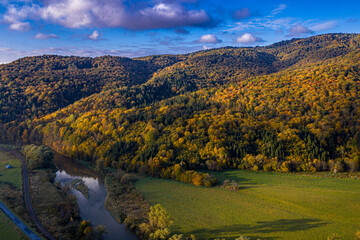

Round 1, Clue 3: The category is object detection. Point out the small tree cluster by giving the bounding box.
[161,164,218,187]
[77,220,107,240]
[22,144,53,169]
[140,204,173,240]
[221,180,241,191]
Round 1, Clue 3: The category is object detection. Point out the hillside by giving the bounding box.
[0,55,181,123]
[1,33,360,185]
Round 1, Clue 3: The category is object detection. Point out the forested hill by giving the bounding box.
[1,33,360,186]
[0,55,182,122]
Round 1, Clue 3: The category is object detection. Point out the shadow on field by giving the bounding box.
[187,218,328,239]
[220,175,259,190]
[208,171,259,187]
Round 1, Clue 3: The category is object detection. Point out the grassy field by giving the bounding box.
[0,146,28,239]
[0,149,22,190]
[136,170,360,240]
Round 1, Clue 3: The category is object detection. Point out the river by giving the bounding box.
[53,153,137,240]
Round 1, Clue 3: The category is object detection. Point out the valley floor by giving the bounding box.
[136,170,360,240]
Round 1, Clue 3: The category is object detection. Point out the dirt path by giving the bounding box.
[0,146,57,240]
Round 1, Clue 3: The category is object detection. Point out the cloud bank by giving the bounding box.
[2,0,214,30]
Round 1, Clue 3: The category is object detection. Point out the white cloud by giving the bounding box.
[88,30,100,40]
[197,34,221,44]
[1,0,213,30]
[9,21,31,31]
[3,3,38,31]
[272,4,287,15]
[34,33,59,39]
[236,33,262,44]
[40,0,95,28]
[310,21,337,31]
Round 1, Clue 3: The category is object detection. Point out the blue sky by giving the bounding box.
[0,0,359,63]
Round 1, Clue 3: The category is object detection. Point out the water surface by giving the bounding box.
[53,154,137,240]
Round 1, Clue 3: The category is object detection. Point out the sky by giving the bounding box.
[0,0,359,63]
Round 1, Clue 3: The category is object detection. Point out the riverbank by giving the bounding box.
[30,169,82,239]
[71,179,89,199]
[104,170,150,236]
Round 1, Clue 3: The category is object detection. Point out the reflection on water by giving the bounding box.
[53,153,99,179]
[54,154,137,240]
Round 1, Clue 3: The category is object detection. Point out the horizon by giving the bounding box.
[0,0,360,64]
[0,32,357,65]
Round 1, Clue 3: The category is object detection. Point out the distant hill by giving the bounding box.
[1,33,360,185]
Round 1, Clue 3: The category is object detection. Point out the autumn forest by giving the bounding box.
[1,33,360,187]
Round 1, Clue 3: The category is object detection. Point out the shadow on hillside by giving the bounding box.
[185,218,328,239]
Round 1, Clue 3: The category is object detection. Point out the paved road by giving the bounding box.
[0,200,42,240]
[0,146,57,240]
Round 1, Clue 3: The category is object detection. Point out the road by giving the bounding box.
[0,146,57,240]
[0,200,42,240]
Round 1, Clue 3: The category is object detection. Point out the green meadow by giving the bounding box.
[136,170,360,240]
[0,147,22,190]
[0,147,26,239]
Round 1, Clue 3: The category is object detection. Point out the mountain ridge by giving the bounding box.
[1,33,360,185]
